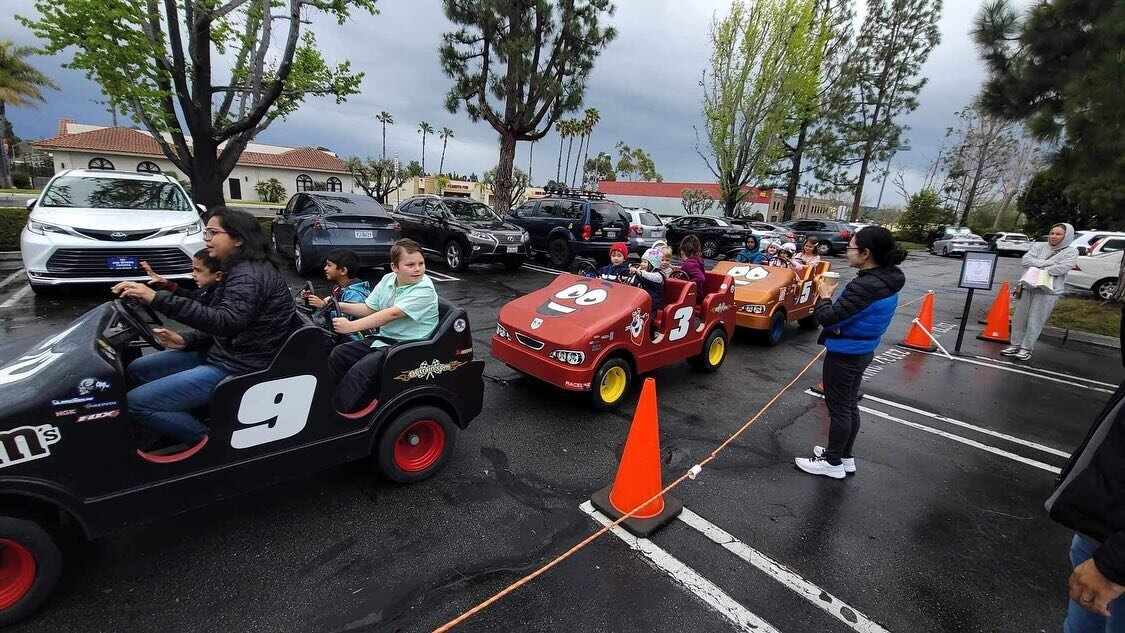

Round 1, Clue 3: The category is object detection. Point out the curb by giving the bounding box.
[0,251,19,261]
[1040,325,1120,350]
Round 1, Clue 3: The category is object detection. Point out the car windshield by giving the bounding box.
[639,212,661,226]
[446,199,499,221]
[948,227,973,235]
[314,194,388,215]
[1004,234,1029,242]
[40,175,192,211]
[713,218,733,227]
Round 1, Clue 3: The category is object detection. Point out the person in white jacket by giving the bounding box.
[1002,223,1078,361]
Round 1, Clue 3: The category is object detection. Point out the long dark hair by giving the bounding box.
[208,207,281,270]
[854,226,907,267]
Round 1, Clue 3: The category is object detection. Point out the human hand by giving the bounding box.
[153,328,186,350]
[140,261,168,288]
[112,281,158,304]
[332,317,356,334]
[817,278,839,298]
[1070,558,1125,616]
[307,294,326,309]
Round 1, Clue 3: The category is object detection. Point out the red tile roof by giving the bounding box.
[597,180,771,204]
[33,125,347,173]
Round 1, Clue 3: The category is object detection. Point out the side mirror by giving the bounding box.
[196,203,207,216]
[509,209,520,218]
[26,198,37,211]
[276,207,285,216]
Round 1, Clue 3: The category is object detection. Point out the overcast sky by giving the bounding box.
[1,0,993,207]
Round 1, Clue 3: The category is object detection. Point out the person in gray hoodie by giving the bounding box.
[1002,223,1078,361]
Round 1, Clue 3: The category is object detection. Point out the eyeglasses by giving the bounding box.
[202,228,228,240]
[846,247,861,251]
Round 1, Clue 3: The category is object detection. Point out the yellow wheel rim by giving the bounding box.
[600,366,627,403]
[708,336,725,365]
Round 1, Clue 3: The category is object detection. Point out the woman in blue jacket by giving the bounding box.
[796,226,906,479]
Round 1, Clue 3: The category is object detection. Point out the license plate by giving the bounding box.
[355,230,374,239]
[652,230,664,237]
[106,257,139,270]
[605,230,618,238]
[506,246,520,253]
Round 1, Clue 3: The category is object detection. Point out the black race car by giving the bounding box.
[393,195,530,272]
[663,215,755,259]
[0,293,484,625]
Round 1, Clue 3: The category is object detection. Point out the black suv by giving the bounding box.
[782,219,854,255]
[506,190,636,268]
[393,195,530,271]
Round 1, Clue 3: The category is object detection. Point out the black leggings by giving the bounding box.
[821,351,874,464]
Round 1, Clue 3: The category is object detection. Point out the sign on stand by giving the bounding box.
[954,251,998,352]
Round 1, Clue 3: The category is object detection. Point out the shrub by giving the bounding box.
[10,171,31,189]
[0,207,29,250]
[254,178,287,203]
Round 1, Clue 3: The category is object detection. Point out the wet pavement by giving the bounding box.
[0,249,1119,632]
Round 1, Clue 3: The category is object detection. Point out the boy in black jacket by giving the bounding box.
[141,249,222,304]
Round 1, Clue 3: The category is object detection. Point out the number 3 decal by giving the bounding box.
[232,375,317,449]
[667,306,694,342]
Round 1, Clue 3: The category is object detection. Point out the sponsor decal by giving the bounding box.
[537,282,611,317]
[52,397,93,406]
[453,318,467,333]
[778,287,787,302]
[394,359,468,382]
[626,308,648,346]
[530,317,543,330]
[54,409,77,417]
[76,409,120,423]
[455,347,474,356]
[77,377,112,396]
[0,324,82,386]
[0,425,61,469]
[599,332,615,341]
[712,302,731,314]
[564,380,592,390]
[84,400,120,410]
[96,339,117,360]
[232,375,317,449]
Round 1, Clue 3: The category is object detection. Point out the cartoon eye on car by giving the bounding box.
[491,272,736,410]
[0,293,484,625]
[710,260,831,346]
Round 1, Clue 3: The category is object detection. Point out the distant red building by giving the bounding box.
[597,181,771,217]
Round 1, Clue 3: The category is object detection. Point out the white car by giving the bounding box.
[989,232,1031,255]
[930,227,989,257]
[1067,249,1122,301]
[21,169,205,294]
[624,208,667,252]
[1071,231,1125,256]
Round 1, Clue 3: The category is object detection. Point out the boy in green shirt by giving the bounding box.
[330,239,439,413]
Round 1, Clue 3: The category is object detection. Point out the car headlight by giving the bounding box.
[549,349,585,365]
[470,230,495,241]
[166,220,203,236]
[496,323,510,339]
[27,219,69,236]
[521,231,529,243]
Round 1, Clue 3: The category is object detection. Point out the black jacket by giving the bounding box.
[1046,383,1125,584]
[151,260,296,374]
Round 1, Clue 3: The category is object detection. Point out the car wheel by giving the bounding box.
[548,238,574,269]
[270,228,281,255]
[444,240,468,272]
[0,515,63,627]
[689,328,728,372]
[942,246,950,257]
[817,242,832,256]
[701,239,720,259]
[591,356,632,411]
[293,241,315,276]
[798,314,819,330]
[761,310,786,346]
[1094,279,1118,301]
[374,405,458,484]
[502,256,525,271]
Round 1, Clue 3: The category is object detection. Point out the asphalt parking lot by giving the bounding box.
[0,248,1120,632]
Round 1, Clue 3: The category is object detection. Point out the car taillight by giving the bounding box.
[311,218,338,229]
[582,225,592,241]
[394,222,402,233]
[628,224,643,237]
[839,230,851,238]
[1072,264,1082,271]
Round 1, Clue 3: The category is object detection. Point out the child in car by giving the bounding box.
[329,239,439,414]
[762,241,783,266]
[301,249,373,341]
[140,249,222,304]
[599,242,631,282]
[658,244,676,277]
[678,235,707,294]
[629,248,667,341]
[735,235,766,264]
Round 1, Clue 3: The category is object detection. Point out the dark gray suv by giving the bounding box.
[782,219,854,255]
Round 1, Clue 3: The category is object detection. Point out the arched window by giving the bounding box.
[296,174,313,192]
[327,176,343,192]
[88,157,115,170]
[137,161,161,174]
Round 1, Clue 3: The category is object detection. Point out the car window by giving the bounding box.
[537,200,561,219]
[1005,234,1029,242]
[285,195,302,216]
[514,200,539,217]
[446,199,500,221]
[298,197,320,215]
[313,194,388,216]
[40,175,193,211]
[398,200,422,215]
[589,202,630,228]
[423,199,444,217]
[713,218,733,227]
[1099,238,1125,254]
[639,212,661,226]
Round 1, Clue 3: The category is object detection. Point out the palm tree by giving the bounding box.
[376,111,394,160]
[555,120,568,183]
[580,108,601,188]
[571,119,591,188]
[438,127,454,174]
[0,41,58,188]
[417,121,434,174]
[563,119,579,187]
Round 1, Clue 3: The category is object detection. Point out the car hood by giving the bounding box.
[32,207,200,231]
[456,218,523,232]
[497,274,646,348]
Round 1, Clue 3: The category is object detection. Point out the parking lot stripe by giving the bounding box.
[913,350,1114,394]
[0,284,31,309]
[522,262,566,275]
[427,270,461,283]
[969,355,1117,388]
[859,394,1071,458]
[0,268,24,291]
[805,391,1062,474]
[678,508,891,633]
[580,502,781,633]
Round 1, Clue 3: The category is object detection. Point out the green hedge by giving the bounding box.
[0,207,27,251]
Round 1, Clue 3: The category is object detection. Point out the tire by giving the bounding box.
[374,405,458,484]
[701,239,720,259]
[270,227,280,255]
[761,309,786,346]
[293,241,316,276]
[689,328,728,372]
[548,238,574,268]
[798,314,819,330]
[591,356,632,411]
[0,515,63,627]
[816,242,832,256]
[942,246,950,257]
[1094,279,1118,301]
[444,240,468,272]
[502,256,525,271]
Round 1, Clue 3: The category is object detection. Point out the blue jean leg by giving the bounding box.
[128,355,233,444]
[1065,534,1125,633]
[128,350,208,386]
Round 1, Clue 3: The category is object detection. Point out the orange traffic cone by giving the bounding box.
[977,281,1011,343]
[590,378,682,537]
[899,291,937,352]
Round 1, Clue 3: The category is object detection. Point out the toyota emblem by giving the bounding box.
[110,231,127,240]
[507,236,514,242]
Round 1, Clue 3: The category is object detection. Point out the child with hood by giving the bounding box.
[629,247,667,341]
[1002,223,1078,361]
[735,235,766,264]
[599,242,631,282]
[762,241,782,266]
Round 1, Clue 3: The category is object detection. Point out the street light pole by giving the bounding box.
[874,145,911,211]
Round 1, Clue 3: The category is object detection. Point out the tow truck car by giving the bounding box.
[710,260,831,346]
[0,293,483,625]
[491,272,736,410]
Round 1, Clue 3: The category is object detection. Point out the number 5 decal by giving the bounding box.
[232,375,317,449]
[799,281,813,303]
[667,306,695,342]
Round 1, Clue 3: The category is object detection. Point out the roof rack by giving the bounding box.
[541,183,606,200]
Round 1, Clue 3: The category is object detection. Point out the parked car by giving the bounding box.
[1070,231,1125,256]
[663,215,755,259]
[506,191,636,268]
[20,169,205,295]
[781,219,854,255]
[711,260,830,346]
[1067,249,1122,300]
[272,192,401,276]
[727,220,796,247]
[929,227,989,257]
[1087,235,1125,257]
[392,195,529,272]
[987,232,1032,255]
[624,207,667,252]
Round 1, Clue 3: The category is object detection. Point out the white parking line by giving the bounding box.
[522,262,566,276]
[804,390,1062,474]
[914,350,1114,394]
[0,284,32,309]
[970,355,1117,388]
[579,501,780,633]
[0,268,25,291]
[677,508,891,633]
[426,270,461,283]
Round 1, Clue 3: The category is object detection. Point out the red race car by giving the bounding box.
[491,272,736,409]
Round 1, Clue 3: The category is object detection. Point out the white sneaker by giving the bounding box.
[813,446,856,473]
[795,456,847,479]
[1013,349,1032,361]
[1000,346,1020,356]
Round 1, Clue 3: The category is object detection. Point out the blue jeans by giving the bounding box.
[128,350,235,444]
[1066,534,1125,633]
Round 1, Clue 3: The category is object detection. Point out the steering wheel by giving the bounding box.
[113,299,165,350]
[670,270,691,281]
[574,259,598,278]
[310,297,338,331]
[294,281,315,313]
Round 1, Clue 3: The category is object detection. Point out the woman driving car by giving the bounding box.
[113,207,295,447]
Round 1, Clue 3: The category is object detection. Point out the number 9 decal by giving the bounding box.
[231,375,317,449]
